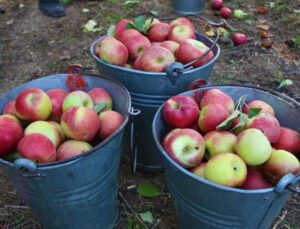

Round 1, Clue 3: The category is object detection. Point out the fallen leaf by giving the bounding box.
[139,211,153,224]
[82,19,102,32]
[137,183,160,198]
[255,6,268,14]
[256,24,270,31]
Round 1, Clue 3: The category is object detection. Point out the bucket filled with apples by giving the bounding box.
[0,67,131,228]
[152,85,300,229]
[90,15,222,171]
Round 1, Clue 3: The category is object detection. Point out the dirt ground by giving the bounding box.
[0,0,299,228]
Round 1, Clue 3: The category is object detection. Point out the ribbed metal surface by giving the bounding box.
[171,0,205,15]
[0,74,131,229]
[152,85,298,229]
[91,33,220,171]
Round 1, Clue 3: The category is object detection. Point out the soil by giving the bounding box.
[0,0,299,228]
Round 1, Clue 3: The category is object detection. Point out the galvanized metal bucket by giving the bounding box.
[152,85,300,229]
[90,17,224,172]
[171,0,206,15]
[0,70,131,229]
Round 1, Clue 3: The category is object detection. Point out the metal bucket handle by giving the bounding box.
[275,173,300,194]
[162,15,227,84]
[14,158,46,177]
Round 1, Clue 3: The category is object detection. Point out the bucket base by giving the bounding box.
[172,10,204,15]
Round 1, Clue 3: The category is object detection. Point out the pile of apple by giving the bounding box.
[0,87,124,164]
[161,89,300,189]
[93,16,215,72]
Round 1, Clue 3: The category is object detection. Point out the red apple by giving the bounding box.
[88,87,113,111]
[147,22,171,42]
[47,88,68,122]
[98,37,128,66]
[163,128,205,168]
[114,19,133,40]
[163,95,200,128]
[15,88,52,121]
[176,39,214,68]
[151,42,162,47]
[98,110,124,140]
[273,127,300,156]
[241,170,272,190]
[118,29,142,45]
[191,162,207,178]
[125,35,151,60]
[169,17,195,31]
[17,133,56,163]
[0,116,23,156]
[220,7,232,18]
[198,104,230,134]
[232,33,247,46]
[140,46,175,72]
[168,25,196,44]
[61,106,100,141]
[200,89,234,112]
[0,114,21,125]
[94,36,115,57]
[242,100,275,116]
[210,0,223,10]
[262,149,300,184]
[62,90,94,112]
[57,140,92,161]
[160,40,179,55]
[2,100,17,116]
[133,55,143,70]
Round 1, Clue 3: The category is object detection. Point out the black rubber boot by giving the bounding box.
[39,0,65,17]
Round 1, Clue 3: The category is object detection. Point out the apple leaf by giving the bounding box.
[137,182,160,198]
[126,16,152,34]
[248,108,262,118]
[107,25,115,37]
[139,211,153,224]
[231,113,248,135]
[217,110,240,131]
[93,102,107,114]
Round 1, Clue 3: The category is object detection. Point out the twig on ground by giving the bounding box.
[272,210,288,229]
[150,219,161,229]
[4,205,29,210]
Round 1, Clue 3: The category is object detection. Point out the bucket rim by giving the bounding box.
[152,84,300,194]
[89,32,220,77]
[0,73,132,169]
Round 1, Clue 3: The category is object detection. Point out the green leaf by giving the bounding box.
[248,108,262,118]
[233,9,248,20]
[277,79,293,89]
[125,0,141,7]
[139,211,153,224]
[150,10,160,16]
[82,19,102,33]
[134,16,148,31]
[217,110,240,131]
[137,183,160,197]
[107,25,116,37]
[231,113,248,135]
[93,102,107,114]
[60,0,73,4]
[3,151,20,162]
[291,36,300,47]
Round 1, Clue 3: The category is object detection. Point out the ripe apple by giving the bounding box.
[198,104,230,134]
[168,25,196,44]
[200,89,234,112]
[246,113,281,143]
[114,19,133,40]
[163,128,205,168]
[61,106,100,141]
[220,7,232,18]
[15,88,52,121]
[56,140,92,161]
[1,114,21,125]
[98,37,128,66]
[242,100,275,116]
[17,133,56,163]
[176,39,214,68]
[25,121,61,147]
[210,0,223,10]
[98,110,124,140]
[204,131,237,158]
[162,95,200,128]
[273,127,300,155]
[2,100,17,116]
[94,36,115,57]
[88,87,113,111]
[118,29,142,45]
[48,121,65,142]
[46,88,68,121]
[147,22,171,42]
[151,42,162,47]
[124,35,151,60]
[140,46,175,72]
[0,116,23,156]
[235,128,272,166]
[133,55,143,70]
[62,90,94,112]
[191,162,207,178]
[204,152,247,187]
[241,170,272,190]
[162,128,181,149]
[262,149,300,184]
[169,17,195,31]
[160,40,179,55]
[232,33,247,46]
